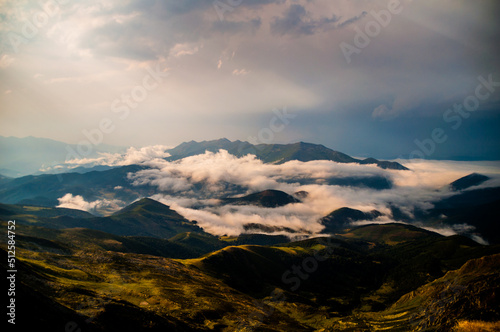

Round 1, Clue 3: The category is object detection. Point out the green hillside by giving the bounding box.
[1,212,498,330]
[223,189,300,208]
[0,199,204,239]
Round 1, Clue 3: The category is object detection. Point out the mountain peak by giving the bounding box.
[320,207,382,234]
[166,139,408,170]
[224,189,300,208]
[215,138,231,143]
[449,173,490,191]
[113,197,173,216]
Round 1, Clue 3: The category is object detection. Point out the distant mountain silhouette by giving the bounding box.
[167,138,409,170]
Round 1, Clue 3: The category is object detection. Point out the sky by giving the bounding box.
[1,0,499,160]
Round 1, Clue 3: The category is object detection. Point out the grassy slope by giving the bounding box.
[2,221,499,331]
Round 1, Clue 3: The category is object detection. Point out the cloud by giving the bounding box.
[270,4,340,36]
[232,69,250,76]
[57,193,124,213]
[212,18,262,34]
[170,43,200,57]
[0,54,15,68]
[123,149,499,237]
[372,94,426,120]
[66,145,171,167]
[129,149,393,197]
[337,11,367,28]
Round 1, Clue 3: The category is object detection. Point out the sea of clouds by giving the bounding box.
[59,146,500,242]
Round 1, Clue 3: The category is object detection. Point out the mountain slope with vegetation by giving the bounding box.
[223,189,300,208]
[167,138,409,170]
[1,219,498,331]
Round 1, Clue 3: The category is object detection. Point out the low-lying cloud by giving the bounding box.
[57,193,124,214]
[63,148,500,243]
[65,145,171,168]
[125,150,499,241]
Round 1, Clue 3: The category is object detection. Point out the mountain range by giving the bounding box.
[166,138,408,170]
[1,136,499,330]
[0,136,408,180]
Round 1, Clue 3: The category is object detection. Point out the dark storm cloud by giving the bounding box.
[212,18,262,34]
[270,4,340,36]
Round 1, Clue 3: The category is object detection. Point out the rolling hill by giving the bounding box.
[339,223,442,245]
[0,198,205,239]
[320,207,383,234]
[223,189,300,208]
[0,164,148,207]
[375,253,500,331]
[2,219,498,331]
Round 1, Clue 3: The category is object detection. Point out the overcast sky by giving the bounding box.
[1,0,499,159]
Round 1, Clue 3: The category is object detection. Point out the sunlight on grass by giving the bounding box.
[23,206,50,211]
[452,320,500,331]
[20,257,89,279]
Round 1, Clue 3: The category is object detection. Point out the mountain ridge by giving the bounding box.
[167,138,409,170]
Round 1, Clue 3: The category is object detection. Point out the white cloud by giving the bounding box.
[171,43,200,57]
[66,145,171,167]
[0,54,14,68]
[232,68,250,76]
[123,149,499,238]
[56,193,124,213]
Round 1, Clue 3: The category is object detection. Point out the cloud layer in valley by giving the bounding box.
[57,193,124,214]
[112,149,498,240]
